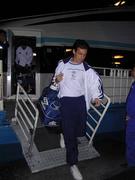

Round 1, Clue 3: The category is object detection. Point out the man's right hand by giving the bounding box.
[55,73,64,83]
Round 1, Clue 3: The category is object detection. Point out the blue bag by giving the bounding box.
[38,86,61,127]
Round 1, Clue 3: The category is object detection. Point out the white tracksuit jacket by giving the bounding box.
[51,57,104,111]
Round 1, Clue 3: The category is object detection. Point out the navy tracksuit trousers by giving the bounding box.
[126,118,135,167]
[60,96,87,165]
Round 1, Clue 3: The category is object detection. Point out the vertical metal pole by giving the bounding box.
[0,60,3,110]
[6,30,14,97]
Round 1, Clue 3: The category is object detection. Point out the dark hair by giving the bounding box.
[0,29,6,34]
[20,39,27,46]
[0,29,9,48]
[73,39,89,51]
[0,29,7,37]
[132,64,135,70]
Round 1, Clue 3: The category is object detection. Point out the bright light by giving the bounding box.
[121,1,126,5]
[114,0,126,6]
[7,75,11,81]
[66,48,72,52]
[112,55,124,59]
[114,61,121,65]
[114,1,121,6]
[0,46,3,49]
[33,53,37,56]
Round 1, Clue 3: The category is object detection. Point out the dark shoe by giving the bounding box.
[120,163,128,168]
[128,166,135,171]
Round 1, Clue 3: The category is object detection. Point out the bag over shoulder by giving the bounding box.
[37,85,61,127]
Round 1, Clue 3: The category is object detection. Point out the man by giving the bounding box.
[15,41,33,71]
[126,64,135,168]
[0,29,9,72]
[15,40,33,93]
[53,39,103,180]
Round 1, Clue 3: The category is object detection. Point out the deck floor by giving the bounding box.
[1,133,134,180]
[1,100,135,180]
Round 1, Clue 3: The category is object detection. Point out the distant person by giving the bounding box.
[15,40,34,93]
[0,29,9,72]
[0,29,9,48]
[52,39,104,180]
[126,64,135,168]
[15,40,33,74]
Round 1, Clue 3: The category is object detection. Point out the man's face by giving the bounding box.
[131,67,135,79]
[0,33,6,43]
[73,47,87,63]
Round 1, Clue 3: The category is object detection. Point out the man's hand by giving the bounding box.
[93,98,101,107]
[55,73,64,83]
[126,115,129,121]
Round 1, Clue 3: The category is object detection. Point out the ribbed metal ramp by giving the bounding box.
[11,83,110,173]
[11,121,100,173]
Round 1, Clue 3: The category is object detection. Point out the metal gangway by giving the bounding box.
[11,83,110,173]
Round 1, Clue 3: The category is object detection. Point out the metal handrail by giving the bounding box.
[15,82,39,154]
[86,94,111,145]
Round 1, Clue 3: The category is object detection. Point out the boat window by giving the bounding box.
[38,45,135,73]
[39,46,72,73]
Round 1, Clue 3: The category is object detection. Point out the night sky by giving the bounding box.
[0,0,135,20]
